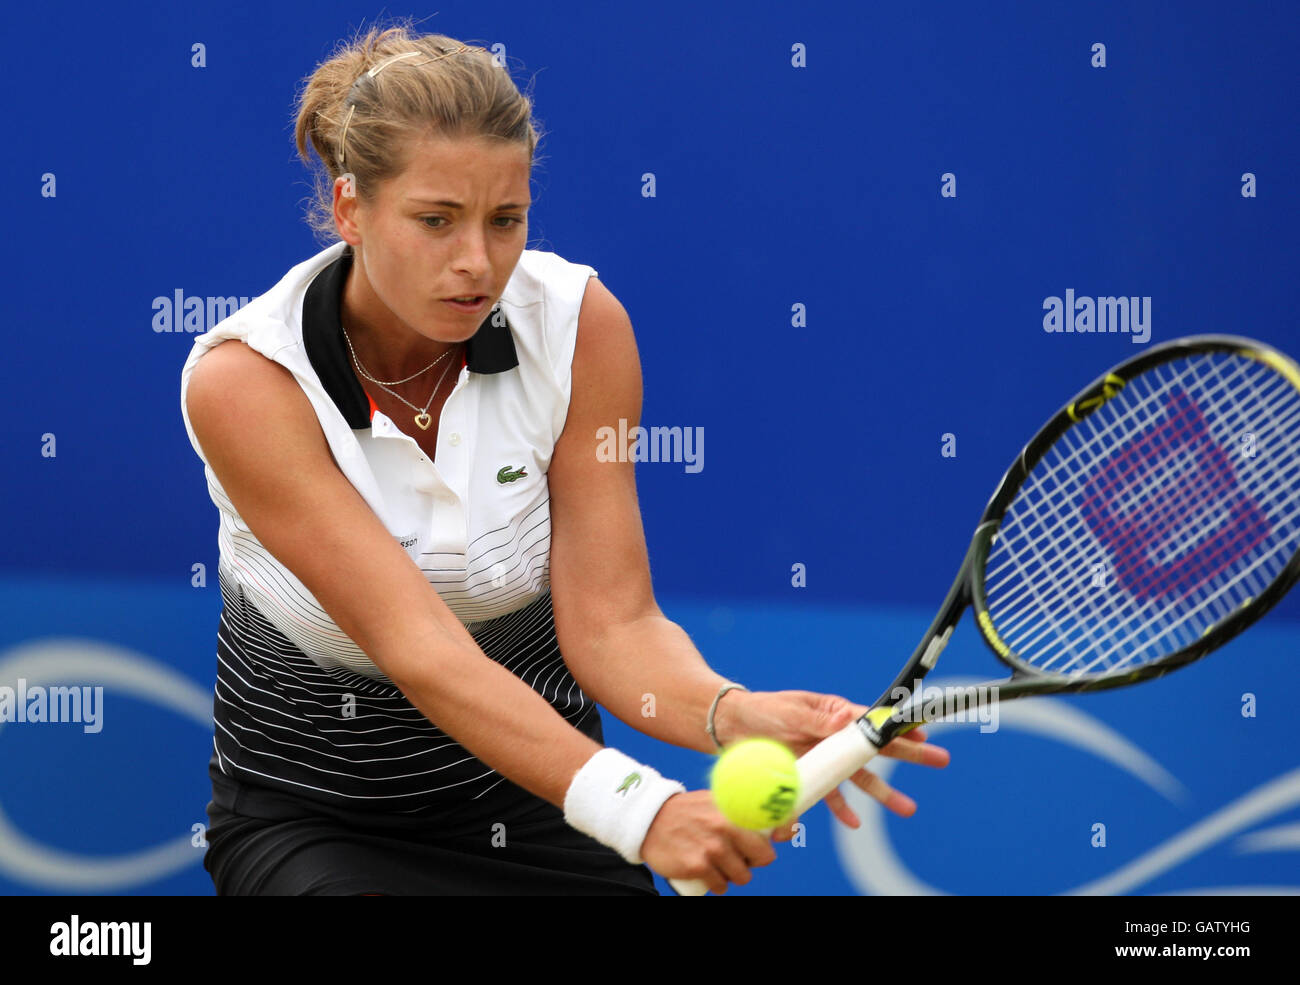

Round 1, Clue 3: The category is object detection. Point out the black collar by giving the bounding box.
[302,247,519,429]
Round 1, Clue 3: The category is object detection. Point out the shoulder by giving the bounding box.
[188,338,295,399]
[500,250,632,397]
[503,249,598,308]
[578,275,628,327]
[185,243,353,410]
[558,274,640,434]
[575,275,636,377]
[504,249,623,318]
[184,242,348,375]
[186,341,312,457]
[501,247,631,343]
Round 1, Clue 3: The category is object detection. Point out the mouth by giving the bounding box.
[442,295,490,314]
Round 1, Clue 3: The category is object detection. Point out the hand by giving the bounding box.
[712,689,950,836]
[640,790,776,895]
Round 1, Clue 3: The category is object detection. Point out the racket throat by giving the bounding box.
[920,625,954,669]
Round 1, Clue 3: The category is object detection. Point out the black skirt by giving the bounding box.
[203,725,660,896]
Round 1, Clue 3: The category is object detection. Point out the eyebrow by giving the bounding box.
[406,197,531,209]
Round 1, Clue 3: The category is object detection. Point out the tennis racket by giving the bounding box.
[671,333,1300,896]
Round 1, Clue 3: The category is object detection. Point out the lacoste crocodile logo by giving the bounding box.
[496,465,528,484]
[615,772,642,797]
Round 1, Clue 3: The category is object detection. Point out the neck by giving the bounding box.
[340,254,463,383]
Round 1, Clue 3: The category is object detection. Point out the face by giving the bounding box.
[334,133,531,345]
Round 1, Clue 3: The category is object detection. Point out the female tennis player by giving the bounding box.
[179,20,948,895]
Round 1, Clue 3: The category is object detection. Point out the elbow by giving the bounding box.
[367,621,477,700]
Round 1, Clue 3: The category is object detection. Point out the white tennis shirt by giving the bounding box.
[180,240,597,679]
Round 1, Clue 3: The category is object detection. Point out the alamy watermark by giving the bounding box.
[595,418,703,473]
[50,915,150,965]
[1042,290,1151,344]
[883,681,1000,734]
[152,290,250,333]
[0,679,103,733]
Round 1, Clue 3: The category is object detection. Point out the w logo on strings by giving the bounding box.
[1080,388,1270,601]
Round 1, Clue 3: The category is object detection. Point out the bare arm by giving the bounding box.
[548,279,951,833]
[548,277,741,751]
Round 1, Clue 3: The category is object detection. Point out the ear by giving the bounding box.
[333,173,362,246]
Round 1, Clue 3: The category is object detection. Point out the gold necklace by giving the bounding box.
[351,343,461,430]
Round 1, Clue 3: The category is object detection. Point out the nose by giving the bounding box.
[450,224,490,280]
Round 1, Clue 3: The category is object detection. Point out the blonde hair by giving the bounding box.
[293,18,544,243]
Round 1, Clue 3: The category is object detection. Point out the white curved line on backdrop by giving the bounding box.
[833,676,1300,896]
[1065,767,1300,896]
[0,638,211,890]
[1234,823,1300,854]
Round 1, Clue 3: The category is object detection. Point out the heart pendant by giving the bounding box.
[414,412,432,430]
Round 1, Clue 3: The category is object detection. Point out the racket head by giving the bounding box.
[969,334,1300,691]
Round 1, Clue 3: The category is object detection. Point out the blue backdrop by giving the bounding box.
[3,0,1298,895]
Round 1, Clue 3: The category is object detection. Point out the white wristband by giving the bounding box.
[563,748,686,865]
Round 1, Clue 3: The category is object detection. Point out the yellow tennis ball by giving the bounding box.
[710,737,801,830]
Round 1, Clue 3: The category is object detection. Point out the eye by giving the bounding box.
[419,216,523,230]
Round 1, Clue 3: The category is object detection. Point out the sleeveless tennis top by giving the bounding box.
[179,240,604,816]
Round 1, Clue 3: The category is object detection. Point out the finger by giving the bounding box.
[823,787,861,829]
[679,853,730,896]
[771,819,800,843]
[713,844,754,888]
[850,768,917,818]
[735,828,777,867]
[701,865,729,896]
[881,735,951,768]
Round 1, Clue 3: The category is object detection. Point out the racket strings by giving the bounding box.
[1008,361,1300,670]
[995,358,1298,619]
[1007,359,1299,674]
[982,350,1300,677]
[987,363,1294,670]
[987,382,1294,636]
[997,358,1299,572]
[989,360,1281,640]
[1076,359,1300,668]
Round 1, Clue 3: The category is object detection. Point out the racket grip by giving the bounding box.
[669,722,878,896]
